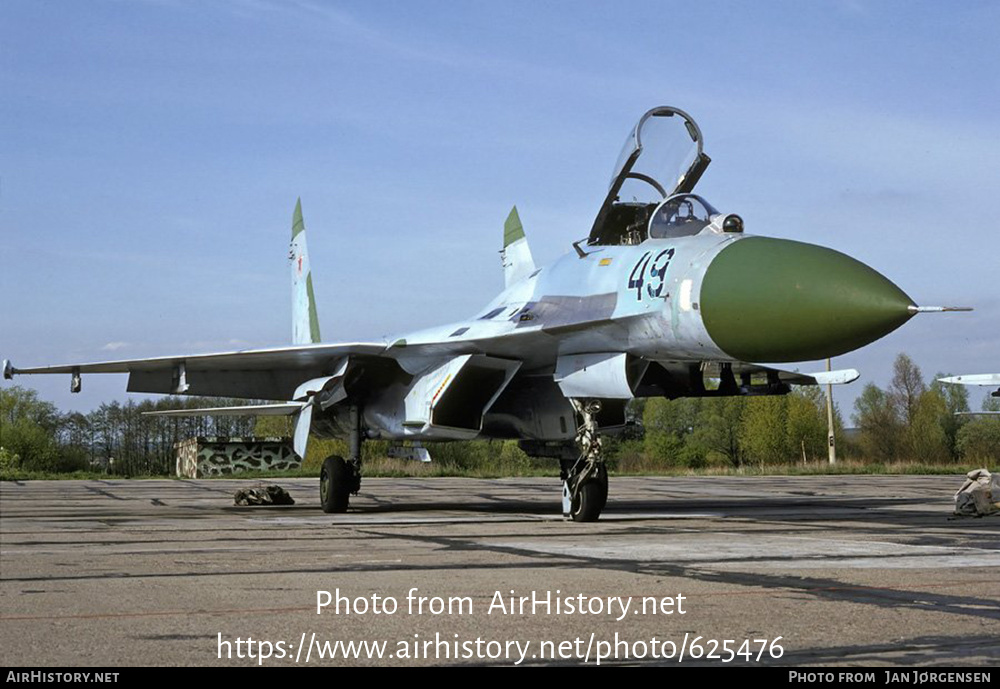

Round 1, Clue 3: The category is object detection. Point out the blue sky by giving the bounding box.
[2,0,998,414]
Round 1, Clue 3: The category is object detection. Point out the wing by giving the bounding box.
[938,373,1000,403]
[4,343,388,400]
[4,343,856,401]
[938,374,1000,387]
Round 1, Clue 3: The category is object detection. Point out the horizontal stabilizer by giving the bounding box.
[142,403,305,417]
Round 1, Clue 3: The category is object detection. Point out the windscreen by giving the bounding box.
[613,112,701,203]
[649,194,719,238]
[589,106,710,246]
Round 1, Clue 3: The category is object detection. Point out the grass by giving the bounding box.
[0,469,167,481]
[613,461,988,477]
[2,457,991,482]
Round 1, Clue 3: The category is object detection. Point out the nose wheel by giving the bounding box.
[562,399,609,522]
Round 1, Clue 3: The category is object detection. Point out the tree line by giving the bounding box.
[849,354,998,464]
[2,352,997,477]
[621,353,998,471]
[1,390,257,475]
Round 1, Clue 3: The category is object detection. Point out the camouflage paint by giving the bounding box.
[175,437,301,478]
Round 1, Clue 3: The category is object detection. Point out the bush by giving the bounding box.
[956,419,1000,464]
[0,446,21,472]
[4,418,60,471]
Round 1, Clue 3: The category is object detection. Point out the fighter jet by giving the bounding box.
[3,106,965,521]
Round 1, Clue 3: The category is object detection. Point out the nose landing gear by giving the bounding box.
[562,399,609,522]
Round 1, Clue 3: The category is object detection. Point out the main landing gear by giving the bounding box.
[561,399,609,522]
[317,401,609,520]
[320,405,363,513]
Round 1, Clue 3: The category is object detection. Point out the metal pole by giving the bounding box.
[826,358,837,465]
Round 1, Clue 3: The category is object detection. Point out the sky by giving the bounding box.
[1,0,998,417]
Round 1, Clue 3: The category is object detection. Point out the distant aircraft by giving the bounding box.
[938,374,1000,415]
[3,106,968,520]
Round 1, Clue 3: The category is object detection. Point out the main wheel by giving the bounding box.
[570,479,604,522]
[320,455,351,513]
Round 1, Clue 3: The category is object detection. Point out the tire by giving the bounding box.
[570,479,604,522]
[594,465,609,513]
[320,455,351,513]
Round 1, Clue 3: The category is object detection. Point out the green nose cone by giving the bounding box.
[701,237,915,362]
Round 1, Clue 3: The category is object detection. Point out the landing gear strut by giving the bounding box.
[562,399,609,522]
[319,404,363,513]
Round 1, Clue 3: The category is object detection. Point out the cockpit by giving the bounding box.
[648,194,718,239]
[587,107,742,246]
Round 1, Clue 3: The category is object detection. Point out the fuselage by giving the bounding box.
[341,228,915,444]
[396,230,915,369]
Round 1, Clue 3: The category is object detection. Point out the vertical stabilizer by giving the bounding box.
[501,206,536,287]
[290,198,322,344]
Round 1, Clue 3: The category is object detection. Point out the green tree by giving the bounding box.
[642,397,705,468]
[0,386,61,471]
[889,353,925,428]
[908,389,950,463]
[955,417,1000,464]
[254,415,294,437]
[0,446,20,471]
[740,396,789,465]
[852,383,900,462]
[1,385,60,431]
[786,387,828,463]
[930,375,971,460]
[691,396,745,467]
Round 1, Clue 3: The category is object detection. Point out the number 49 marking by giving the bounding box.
[628,248,674,301]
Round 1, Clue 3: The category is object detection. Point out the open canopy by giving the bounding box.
[588,106,711,246]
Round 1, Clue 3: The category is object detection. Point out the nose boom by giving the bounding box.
[699,237,915,362]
